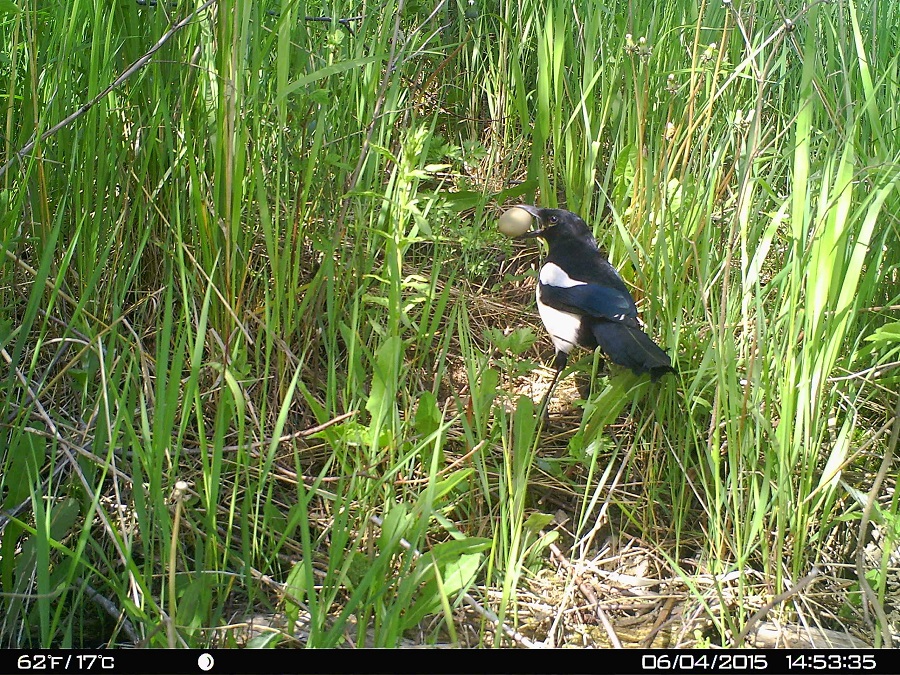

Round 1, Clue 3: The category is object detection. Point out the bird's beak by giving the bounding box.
[513,205,544,239]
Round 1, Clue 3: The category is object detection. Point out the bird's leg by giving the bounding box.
[538,350,568,420]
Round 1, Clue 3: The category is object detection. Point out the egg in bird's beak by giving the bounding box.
[512,205,544,239]
[497,205,537,237]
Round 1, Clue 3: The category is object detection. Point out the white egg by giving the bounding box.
[497,207,534,237]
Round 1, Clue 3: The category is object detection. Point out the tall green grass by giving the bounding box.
[1,0,898,648]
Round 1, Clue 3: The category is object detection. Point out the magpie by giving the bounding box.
[515,205,674,409]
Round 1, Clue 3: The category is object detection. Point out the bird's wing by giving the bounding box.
[539,281,638,323]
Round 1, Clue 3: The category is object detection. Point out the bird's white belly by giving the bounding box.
[536,286,581,354]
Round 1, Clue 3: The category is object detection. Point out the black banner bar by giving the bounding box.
[5,648,896,674]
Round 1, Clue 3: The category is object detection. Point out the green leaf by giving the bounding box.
[366,336,402,428]
[865,321,900,344]
[401,538,488,629]
[277,56,382,102]
[284,560,308,608]
[523,511,555,533]
[439,190,483,212]
[49,497,80,542]
[414,390,441,437]
[378,503,410,554]
[4,431,46,504]
[246,632,282,648]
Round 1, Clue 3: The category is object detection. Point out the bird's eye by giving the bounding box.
[549,215,558,224]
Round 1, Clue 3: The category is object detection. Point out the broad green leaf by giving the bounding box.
[277,56,381,101]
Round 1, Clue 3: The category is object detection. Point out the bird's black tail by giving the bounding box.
[591,322,675,381]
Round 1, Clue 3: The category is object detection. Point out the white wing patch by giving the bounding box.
[539,262,586,288]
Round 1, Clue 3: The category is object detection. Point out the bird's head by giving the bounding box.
[514,205,598,249]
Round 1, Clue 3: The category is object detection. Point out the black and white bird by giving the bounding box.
[515,205,674,409]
